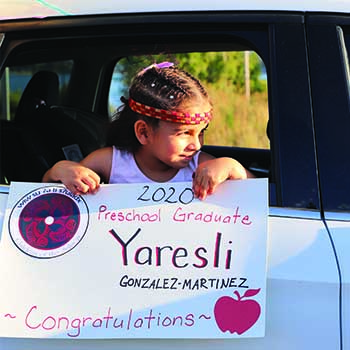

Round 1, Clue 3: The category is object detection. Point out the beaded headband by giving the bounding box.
[128,98,212,125]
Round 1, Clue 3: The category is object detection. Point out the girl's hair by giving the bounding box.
[106,63,211,152]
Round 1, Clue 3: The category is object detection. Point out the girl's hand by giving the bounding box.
[43,160,101,195]
[192,157,252,200]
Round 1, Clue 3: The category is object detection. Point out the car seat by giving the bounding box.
[1,71,60,183]
[14,70,60,123]
[2,70,107,183]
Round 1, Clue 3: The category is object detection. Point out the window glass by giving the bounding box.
[0,61,73,121]
[108,52,269,150]
[316,26,350,212]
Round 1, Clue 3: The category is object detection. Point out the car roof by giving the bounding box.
[0,0,350,21]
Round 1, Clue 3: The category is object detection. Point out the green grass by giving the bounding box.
[205,86,269,149]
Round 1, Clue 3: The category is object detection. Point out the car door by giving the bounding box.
[0,11,341,350]
[307,13,350,350]
[265,18,341,349]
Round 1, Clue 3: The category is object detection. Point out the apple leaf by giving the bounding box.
[242,288,261,298]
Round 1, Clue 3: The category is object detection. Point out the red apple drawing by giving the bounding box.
[214,289,261,334]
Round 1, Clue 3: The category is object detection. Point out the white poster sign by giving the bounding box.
[0,179,268,339]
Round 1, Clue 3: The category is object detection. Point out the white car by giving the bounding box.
[0,1,349,349]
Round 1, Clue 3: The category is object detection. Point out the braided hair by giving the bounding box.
[106,64,212,152]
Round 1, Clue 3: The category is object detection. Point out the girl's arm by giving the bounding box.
[42,147,113,195]
[193,152,255,200]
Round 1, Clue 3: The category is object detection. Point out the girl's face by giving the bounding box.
[146,119,209,169]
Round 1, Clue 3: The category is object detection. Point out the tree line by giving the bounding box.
[116,51,267,96]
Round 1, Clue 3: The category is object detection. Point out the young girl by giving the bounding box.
[42,62,253,199]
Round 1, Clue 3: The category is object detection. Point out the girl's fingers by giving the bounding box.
[82,174,100,193]
[192,169,218,200]
[68,174,100,195]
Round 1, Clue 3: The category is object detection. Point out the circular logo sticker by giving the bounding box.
[9,186,89,258]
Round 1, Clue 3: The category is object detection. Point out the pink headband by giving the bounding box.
[128,98,212,125]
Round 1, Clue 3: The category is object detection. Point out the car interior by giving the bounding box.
[0,69,108,183]
[0,32,272,188]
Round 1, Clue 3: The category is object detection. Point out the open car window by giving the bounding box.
[108,52,269,149]
[108,52,271,197]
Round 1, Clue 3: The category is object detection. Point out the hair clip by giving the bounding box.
[142,61,174,73]
[155,62,174,69]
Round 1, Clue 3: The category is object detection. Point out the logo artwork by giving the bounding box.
[9,186,89,258]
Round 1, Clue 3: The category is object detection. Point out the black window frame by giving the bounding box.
[0,11,320,210]
[307,13,350,213]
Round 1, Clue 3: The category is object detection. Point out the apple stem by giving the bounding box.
[233,290,241,300]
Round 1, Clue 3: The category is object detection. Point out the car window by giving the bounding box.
[0,16,319,210]
[0,60,73,121]
[307,23,350,212]
[107,52,274,204]
[108,52,269,150]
